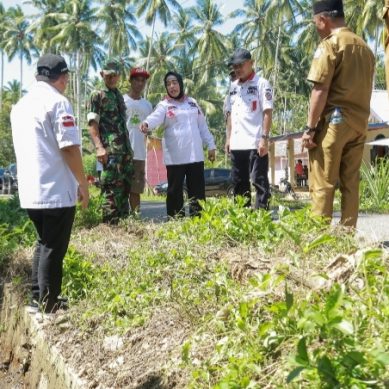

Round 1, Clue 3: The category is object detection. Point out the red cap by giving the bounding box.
[130,67,150,79]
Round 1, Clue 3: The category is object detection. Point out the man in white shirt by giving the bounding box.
[225,48,273,210]
[123,68,153,212]
[11,54,89,313]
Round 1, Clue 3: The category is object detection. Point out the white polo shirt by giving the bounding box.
[226,73,273,150]
[145,96,216,166]
[123,94,152,161]
[11,81,80,209]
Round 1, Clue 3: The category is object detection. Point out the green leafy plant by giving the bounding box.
[74,187,104,228]
[0,195,35,271]
[360,160,389,212]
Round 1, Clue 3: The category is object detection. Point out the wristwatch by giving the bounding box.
[261,134,270,140]
[303,125,317,135]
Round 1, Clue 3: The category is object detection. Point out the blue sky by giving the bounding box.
[2,0,244,89]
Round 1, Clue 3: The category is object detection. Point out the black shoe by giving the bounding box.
[43,299,69,314]
[26,299,39,313]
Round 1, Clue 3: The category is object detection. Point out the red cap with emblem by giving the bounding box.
[130,68,150,79]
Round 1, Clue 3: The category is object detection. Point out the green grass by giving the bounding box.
[2,194,389,387]
[0,195,35,273]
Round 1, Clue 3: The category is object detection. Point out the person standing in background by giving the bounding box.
[295,159,304,187]
[123,68,153,213]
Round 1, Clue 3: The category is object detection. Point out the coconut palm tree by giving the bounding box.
[26,0,66,53]
[138,32,177,104]
[170,8,196,52]
[189,0,226,83]
[96,0,142,57]
[230,0,269,48]
[3,6,38,98]
[3,80,25,104]
[48,0,99,125]
[136,0,182,73]
[346,0,382,69]
[267,0,304,23]
[0,2,8,111]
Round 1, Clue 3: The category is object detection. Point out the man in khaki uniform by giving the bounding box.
[302,0,375,228]
[383,1,389,95]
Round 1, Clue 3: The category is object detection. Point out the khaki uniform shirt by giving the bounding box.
[307,27,375,131]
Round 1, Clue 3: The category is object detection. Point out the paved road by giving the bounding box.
[140,201,389,245]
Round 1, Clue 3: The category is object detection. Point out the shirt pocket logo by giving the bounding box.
[166,107,176,119]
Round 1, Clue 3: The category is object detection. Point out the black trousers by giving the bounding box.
[166,162,205,217]
[27,207,76,307]
[230,150,270,209]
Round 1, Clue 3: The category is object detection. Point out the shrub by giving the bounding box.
[74,186,104,228]
[360,160,389,212]
[83,153,97,177]
[0,195,35,271]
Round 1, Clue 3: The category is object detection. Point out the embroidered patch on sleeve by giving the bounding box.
[265,91,272,101]
[61,114,76,127]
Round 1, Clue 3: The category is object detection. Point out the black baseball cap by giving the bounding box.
[313,0,344,17]
[36,54,69,81]
[229,48,252,66]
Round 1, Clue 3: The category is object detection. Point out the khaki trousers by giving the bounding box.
[308,120,366,228]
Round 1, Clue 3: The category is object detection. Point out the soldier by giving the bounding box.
[87,58,133,223]
[383,0,389,95]
[302,0,375,228]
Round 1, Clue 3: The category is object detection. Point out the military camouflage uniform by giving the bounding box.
[88,87,133,223]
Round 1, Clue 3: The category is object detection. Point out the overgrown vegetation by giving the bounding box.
[360,160,389,213]
[1,194,388,387]
[0,196,34,273]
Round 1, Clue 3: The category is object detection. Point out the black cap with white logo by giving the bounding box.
[36,54,69,81]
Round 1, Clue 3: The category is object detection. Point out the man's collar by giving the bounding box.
[239,71,256,83]
[324,26,349,40]
[103,84,118,92]
[128,91,142,100]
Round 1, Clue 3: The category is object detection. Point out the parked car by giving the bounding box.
[153,168,233,198]
[1,163,18,195]
[0,168,5,192]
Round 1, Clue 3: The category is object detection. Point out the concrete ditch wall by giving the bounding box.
[0,283,85,389]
